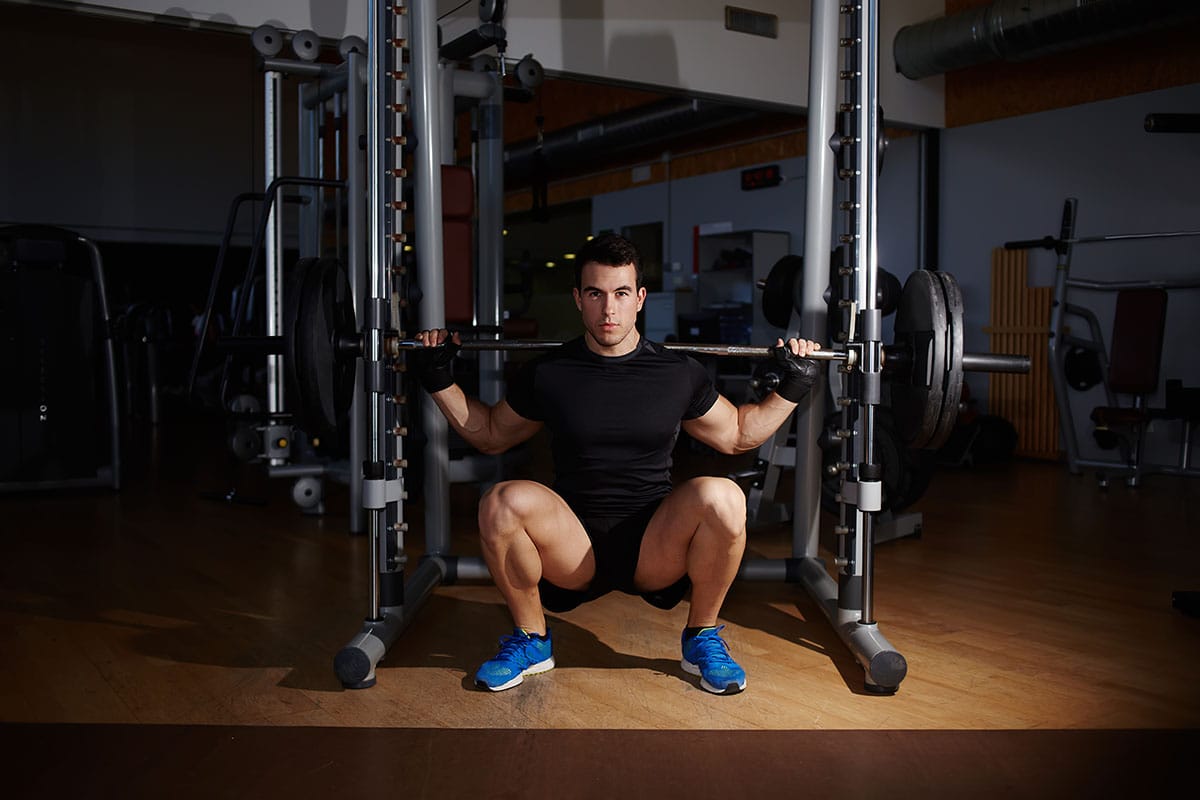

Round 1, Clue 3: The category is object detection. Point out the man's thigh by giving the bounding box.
[481,479,595,590]
[633,477,743,591]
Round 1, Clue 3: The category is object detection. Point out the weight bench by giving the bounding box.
[1087,288,1173,487]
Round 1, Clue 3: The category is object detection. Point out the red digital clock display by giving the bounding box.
[741,164,783,190]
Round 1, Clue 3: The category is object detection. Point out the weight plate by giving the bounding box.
[929,271,964,451]
[283,257,316,426]
[819,409,934,514]
[284,257,357,444]
[890,270,947,449]
[762,255,804,329]
[877,268,903,317]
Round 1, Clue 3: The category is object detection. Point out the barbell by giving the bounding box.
[220,256,1030,451]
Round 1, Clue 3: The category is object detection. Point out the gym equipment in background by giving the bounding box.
[0,225,121,492]
[1006,197,1200,487]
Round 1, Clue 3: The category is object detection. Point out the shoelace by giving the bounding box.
[689,626,734,665]
[495,632,540,664]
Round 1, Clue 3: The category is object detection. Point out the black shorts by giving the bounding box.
[538,497,691,613]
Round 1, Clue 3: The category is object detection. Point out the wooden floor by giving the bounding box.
[2,414,1198,794]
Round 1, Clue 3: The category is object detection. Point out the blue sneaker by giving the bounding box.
[681,625,746,695]
[474,629,554,692]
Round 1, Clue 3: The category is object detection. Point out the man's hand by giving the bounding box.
[773,337,822,403]
[411,329,461,394]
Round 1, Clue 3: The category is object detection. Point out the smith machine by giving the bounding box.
[221,1,1031,693]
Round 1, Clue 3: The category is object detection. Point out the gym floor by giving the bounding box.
[2,413,1197,797]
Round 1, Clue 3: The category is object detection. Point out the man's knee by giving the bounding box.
[478,480,538,544]
[697,476,746,517]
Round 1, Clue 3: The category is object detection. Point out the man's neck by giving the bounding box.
[584,330,641,357]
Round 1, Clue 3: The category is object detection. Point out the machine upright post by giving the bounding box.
[263,69,286,429]
[347,48,367,536]
[411,0,452,555]
[795,0,839,560]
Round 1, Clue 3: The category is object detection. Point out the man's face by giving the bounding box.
[573,261,646,354]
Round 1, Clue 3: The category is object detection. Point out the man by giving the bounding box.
[414,233,820,695]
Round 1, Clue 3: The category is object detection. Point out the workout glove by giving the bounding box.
[411,338,460,394]
[772,346,821,403]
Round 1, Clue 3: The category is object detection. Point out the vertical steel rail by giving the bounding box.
[795,0,839,560]
[411,0,452,554]
[789,0,906,694]
[298,90,321,257]
[476,68,505,410]
[366,0,389,618]
[347,47,367,536]
[855,0,882,626]
[264,69,286,424]
[1048,198,1081,472]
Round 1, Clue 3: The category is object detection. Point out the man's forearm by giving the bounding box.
[732,393,801,453]
[428,384,505,454]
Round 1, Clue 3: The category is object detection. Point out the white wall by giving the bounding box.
[61,0,947,126]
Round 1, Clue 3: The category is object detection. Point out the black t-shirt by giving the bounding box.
[506,336,720,516]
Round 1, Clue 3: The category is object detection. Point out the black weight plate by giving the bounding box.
[283,257,318,423]
[820,409,919,515]
[929,271,964,451]
[891,270,947,449]
[762,255,804,329]
[289,257,356,443]
[877,268,903,317]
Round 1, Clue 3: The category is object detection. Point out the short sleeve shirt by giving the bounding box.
[506,336,719,516]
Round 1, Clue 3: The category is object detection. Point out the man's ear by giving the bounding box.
[636,286,647,311]
[573,287,582,310]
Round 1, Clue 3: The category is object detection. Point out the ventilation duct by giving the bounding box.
[894,0,1200,80]
[503,97,761,187]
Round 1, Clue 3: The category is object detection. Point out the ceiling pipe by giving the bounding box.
[503,97,761,187]
[894,0,1200,80]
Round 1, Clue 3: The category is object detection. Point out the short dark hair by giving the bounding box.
[574,233,643,289]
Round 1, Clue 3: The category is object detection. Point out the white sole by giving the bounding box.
[478,656,555,692]
[681,658,746,695]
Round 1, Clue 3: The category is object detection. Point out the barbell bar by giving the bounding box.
[212,256,1033,450]
[383,338,1031,375]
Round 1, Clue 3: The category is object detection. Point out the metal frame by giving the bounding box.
[1036,198,1200,484]
[238,43,373,528]
[744,0,906,694]
[336,0,910,694]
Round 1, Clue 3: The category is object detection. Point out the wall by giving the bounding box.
[56,0,947,126]
[589,134,922,335]
[590,82,1200,467]
[0,4,286,245]
[941,81,1200,466]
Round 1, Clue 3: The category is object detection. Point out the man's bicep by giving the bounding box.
[681,394,739,452]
